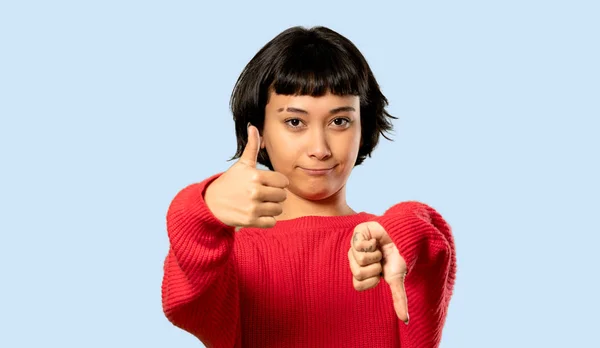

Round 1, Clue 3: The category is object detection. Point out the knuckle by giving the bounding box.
[250,171,261,183]
[373,250,382,260]
[355,279,373,292]
[250,204,262,217]
[248,185,260,200]
[356,254,368,266]
[348,249,355,262]
[245,205,258,219]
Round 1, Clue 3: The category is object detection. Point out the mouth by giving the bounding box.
[299,164,338,176]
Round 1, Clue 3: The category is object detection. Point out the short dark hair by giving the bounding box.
[229,25,396,170]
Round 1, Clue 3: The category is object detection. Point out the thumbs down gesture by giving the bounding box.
[348,221,409,324]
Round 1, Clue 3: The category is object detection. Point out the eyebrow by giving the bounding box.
[277,106,356,115]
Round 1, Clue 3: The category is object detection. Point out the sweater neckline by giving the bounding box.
[269,211,374,230]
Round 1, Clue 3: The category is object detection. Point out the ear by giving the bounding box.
[259,128,266,149]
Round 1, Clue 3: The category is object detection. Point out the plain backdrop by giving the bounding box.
[1,1,598,347]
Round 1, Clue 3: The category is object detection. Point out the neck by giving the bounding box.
[276,185,356,221]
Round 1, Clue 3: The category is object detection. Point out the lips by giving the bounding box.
[299,164,337,175]
[300,164,337,170]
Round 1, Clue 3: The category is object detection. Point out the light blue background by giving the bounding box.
[1,1,598,347]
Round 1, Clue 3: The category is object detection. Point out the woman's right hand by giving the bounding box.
[204,124,289,228]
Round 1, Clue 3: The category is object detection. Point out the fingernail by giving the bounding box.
[247,122,251,129]
[404,313,410,325]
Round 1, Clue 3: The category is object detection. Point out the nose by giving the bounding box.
[306,128,332,160]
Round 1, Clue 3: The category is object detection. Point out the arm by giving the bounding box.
[374,201,457,348]
[161,173,241,347]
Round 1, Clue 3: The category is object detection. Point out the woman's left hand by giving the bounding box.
[348,221,409,324]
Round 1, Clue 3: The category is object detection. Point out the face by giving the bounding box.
[262,91,361,201]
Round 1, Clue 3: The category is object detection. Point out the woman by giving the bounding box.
[162,25,456,347]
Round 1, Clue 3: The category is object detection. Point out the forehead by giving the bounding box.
[266,92,359,112]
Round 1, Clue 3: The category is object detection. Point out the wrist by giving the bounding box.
[204,178,233,227]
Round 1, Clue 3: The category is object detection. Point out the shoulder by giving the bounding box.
[379,200,451,230]
[382,200,435,216]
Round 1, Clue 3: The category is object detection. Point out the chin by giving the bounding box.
[294,183,339,201]
[300,191,331,201]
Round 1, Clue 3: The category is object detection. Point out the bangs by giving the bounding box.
[269,41,369,98]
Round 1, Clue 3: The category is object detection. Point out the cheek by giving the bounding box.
[265,134,297,168]
[335,131,361,160]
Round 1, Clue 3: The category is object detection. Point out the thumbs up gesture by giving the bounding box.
[204,123,289,228]
[348,221,409,324]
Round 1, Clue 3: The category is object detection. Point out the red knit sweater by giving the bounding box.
[162,173,456,348]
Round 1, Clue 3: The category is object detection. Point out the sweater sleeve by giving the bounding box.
[373,201,457,348]
[161,173,241,348]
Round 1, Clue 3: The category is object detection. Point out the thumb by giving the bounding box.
[387,275,409,324]
[239,123,261,167]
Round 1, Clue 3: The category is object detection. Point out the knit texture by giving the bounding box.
[162,173,457,348]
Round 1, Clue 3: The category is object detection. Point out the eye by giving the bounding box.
[285,118,304,128]
[331,117,351,127]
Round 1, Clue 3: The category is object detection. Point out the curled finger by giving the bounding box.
[353,275,381,292]
[348,249,383,280]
